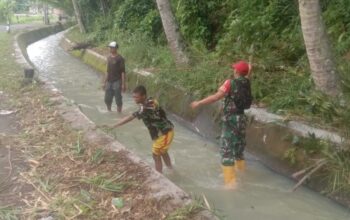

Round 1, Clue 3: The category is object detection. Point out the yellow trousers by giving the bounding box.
[152,130,174,156]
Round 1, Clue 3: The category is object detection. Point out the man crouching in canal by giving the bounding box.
[105,85,175,173]
[191,61,252,189]
[102,41,126,112]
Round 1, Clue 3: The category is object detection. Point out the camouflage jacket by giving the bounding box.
[133,98,174,140]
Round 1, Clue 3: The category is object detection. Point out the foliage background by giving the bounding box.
[6,0,350,130]
[66,0,350,130]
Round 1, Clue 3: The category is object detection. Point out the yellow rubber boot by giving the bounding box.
[222,166,236,189]
[236,160,246,172]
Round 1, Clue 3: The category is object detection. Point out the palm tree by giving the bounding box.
[43,3,49,25]
[298,0,340,97]
[100,0,107,16]
[155,0,189,66]
[72,0,86,33]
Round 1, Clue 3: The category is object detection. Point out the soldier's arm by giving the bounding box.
[246,63,253,80]
[191,90,226,109]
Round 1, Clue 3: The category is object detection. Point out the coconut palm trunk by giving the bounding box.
[155,0,189,66]
[43,3,50,25]
[298,0,340,97]
[100,0,107,16]
[72,0,86,33]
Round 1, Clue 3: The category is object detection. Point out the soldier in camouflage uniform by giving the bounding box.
[107,85,174,173]
[220,75,249,166]
[191,61,251,189]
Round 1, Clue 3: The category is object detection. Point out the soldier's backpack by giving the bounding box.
[231,78,252,110]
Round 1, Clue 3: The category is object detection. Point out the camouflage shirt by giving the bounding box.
[133,98,174,140]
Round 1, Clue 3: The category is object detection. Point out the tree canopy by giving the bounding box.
[0,0,15,22]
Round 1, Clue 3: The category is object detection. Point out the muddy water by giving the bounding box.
[27,32,350,220]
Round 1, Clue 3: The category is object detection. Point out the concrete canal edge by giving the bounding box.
[60,35,350,208]
[14,25,218,219]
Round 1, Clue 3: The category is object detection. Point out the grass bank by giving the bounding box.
[12,14,55,24]
[0,15,56,25]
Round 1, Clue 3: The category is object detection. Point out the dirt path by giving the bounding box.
[0,91,34,216]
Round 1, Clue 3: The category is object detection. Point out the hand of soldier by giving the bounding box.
[247,63,253,79]
[190,101,200,110]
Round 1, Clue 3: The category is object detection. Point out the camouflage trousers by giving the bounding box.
[220,114,247,166]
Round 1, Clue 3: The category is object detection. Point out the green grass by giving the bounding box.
[37,177,55,193]
[166,196,224,220]
[321,147,350,195]
[10,14,56,24]
[90,148,104,164]
[283,133,350,196]
[65,27,89,44]
[166,202,204,220]
[73,134,84,155]
[50,194,97,219]
[0,206,19,220]
[80,173,127,192]
[0,33,22,94]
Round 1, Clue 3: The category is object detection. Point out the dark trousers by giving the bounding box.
[104,80,122,108]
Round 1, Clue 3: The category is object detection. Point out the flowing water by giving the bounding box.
[27,32,350,220]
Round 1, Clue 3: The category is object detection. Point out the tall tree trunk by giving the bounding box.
[100,0,107,16]
[298,0,340,97]
[5,0,12,33]
[43,4,50,25]
[6,16,11,33]
[72,0,86,33]
[155,0,189,66]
